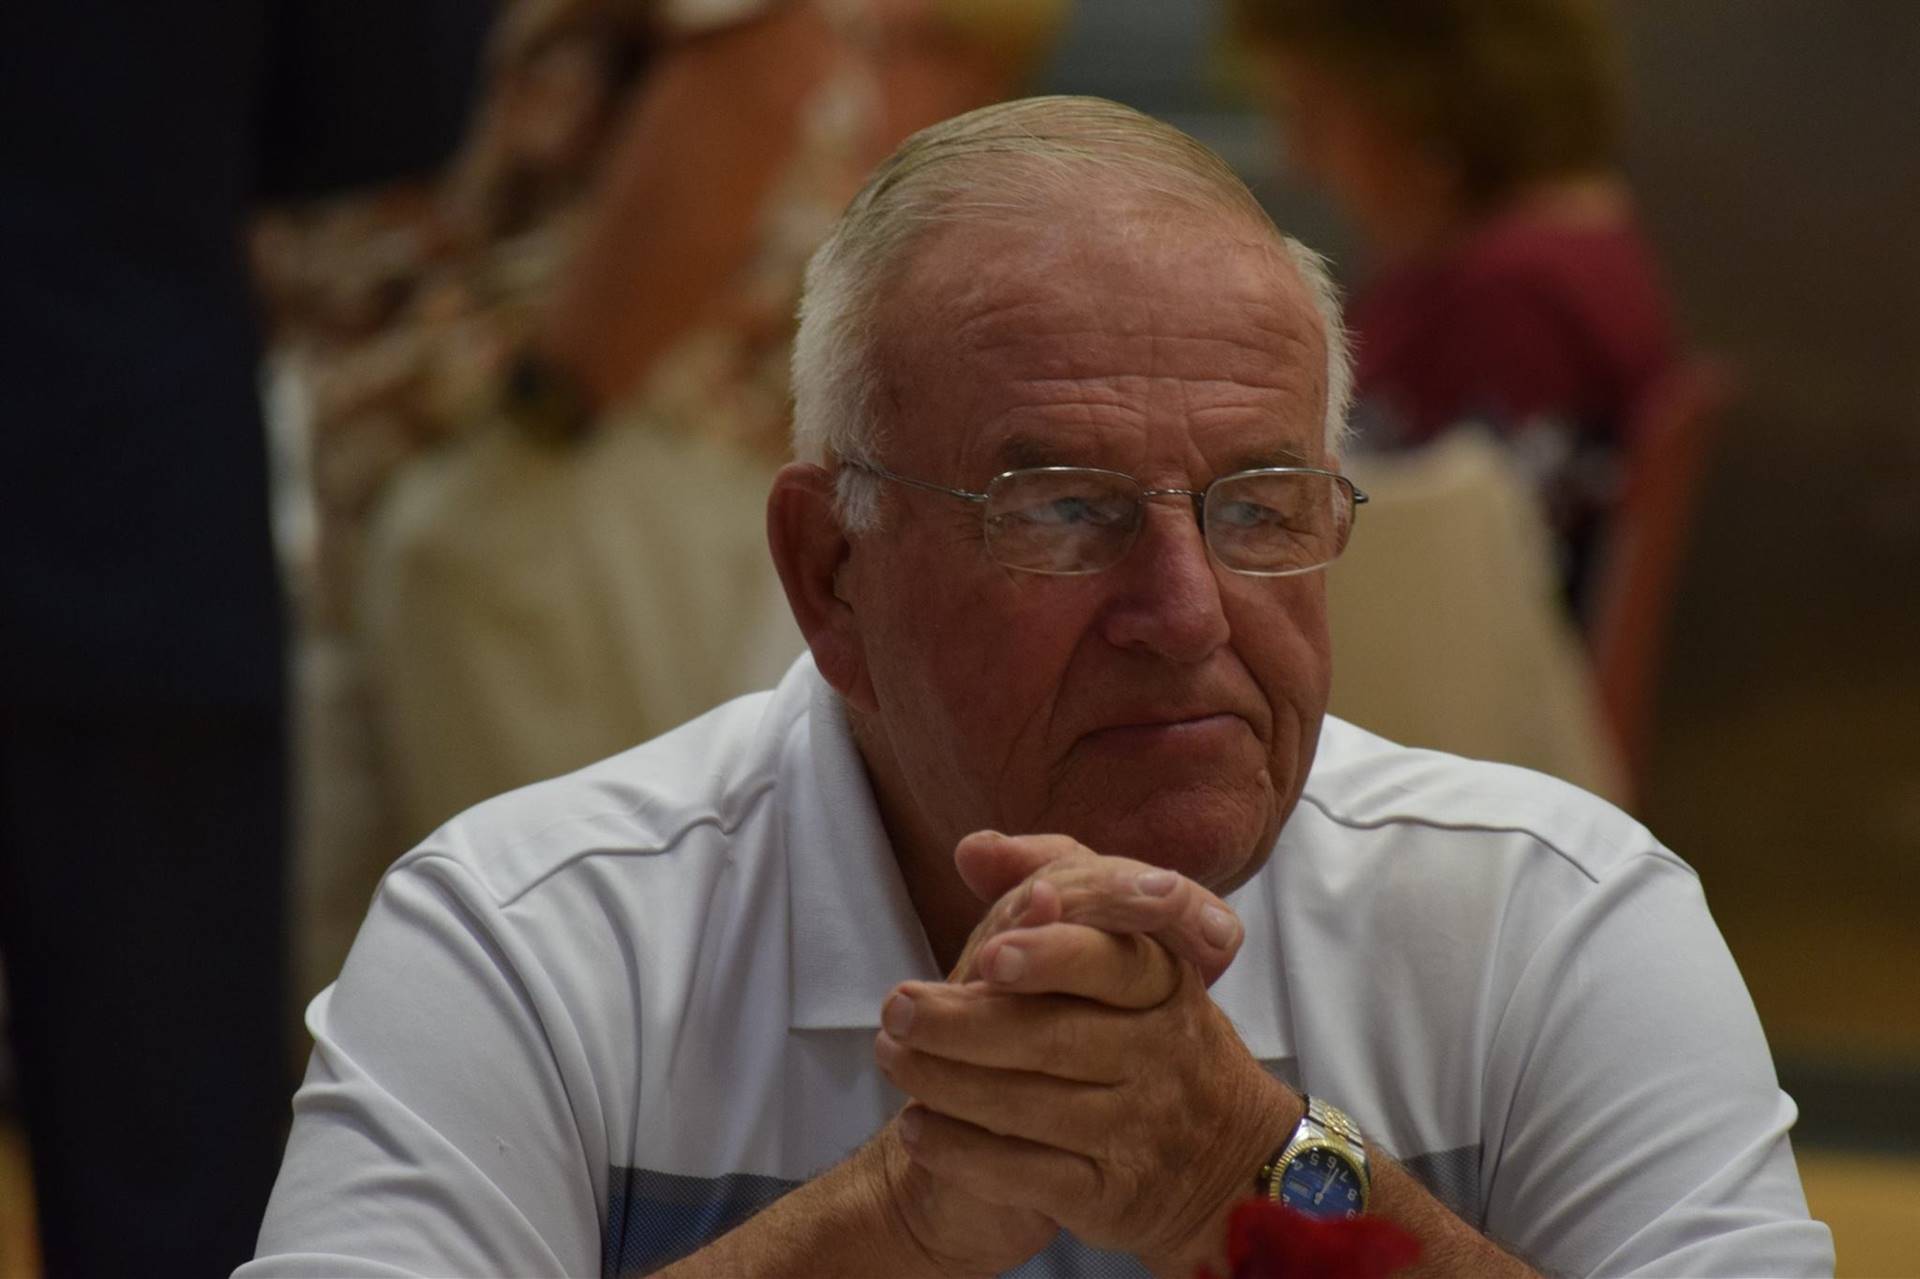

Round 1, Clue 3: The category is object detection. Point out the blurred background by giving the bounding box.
[1040,3,1920,1271]
[2,1,1915,1275]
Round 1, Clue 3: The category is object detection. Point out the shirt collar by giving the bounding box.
[787,662,942,1030]
[1212,868,1295,1064]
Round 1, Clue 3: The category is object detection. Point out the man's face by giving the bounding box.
[838,203,1335,894]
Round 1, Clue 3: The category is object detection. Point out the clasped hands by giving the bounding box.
[870,831,1294,1278]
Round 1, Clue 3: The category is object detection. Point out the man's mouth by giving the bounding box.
[1080,712,1250,753]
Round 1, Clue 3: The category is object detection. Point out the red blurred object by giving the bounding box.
[1196,1199,1422,1279]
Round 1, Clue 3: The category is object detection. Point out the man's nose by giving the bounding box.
[1097,498,1231,662]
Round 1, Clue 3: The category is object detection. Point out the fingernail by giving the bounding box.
[1201,904,1239,948]
[882,992,914,1039]
[899,1107,923,1146]
[990,945,1028,984]
[1137,868,1179,896]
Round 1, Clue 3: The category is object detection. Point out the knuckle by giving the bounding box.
[1105,1151,1154,1229]
[1125,932,1156,983]
[1127,935,1175,1005]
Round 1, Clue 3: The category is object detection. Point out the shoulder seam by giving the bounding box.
[445,774,784,910]
[1296,790,1689,887]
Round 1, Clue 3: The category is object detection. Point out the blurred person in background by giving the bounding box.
[1230,0,1678,611]
[0,1,489,1274]
[254,0,1071,998]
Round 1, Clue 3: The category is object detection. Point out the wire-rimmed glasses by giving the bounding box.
[844,460,1367,576]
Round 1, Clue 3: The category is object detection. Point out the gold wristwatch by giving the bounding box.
[1256,1094,1371,1219]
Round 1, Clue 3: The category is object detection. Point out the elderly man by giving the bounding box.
[242,98,1831,1278]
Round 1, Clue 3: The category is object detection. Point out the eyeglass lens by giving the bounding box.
[982,469,1355,576]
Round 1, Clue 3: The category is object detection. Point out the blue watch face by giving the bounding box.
[1278,1147,1365,1219]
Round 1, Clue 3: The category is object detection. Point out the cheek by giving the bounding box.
[944,589,1096,749]
[1231,584,1333,734]
[869,562,1090,760]
[1290,603,1335,713]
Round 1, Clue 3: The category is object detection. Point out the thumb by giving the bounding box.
[952,830,1079,904]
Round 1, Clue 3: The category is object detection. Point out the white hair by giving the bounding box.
[790,95,1354,531]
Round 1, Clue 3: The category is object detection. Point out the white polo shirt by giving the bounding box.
[242,656,1833,1278]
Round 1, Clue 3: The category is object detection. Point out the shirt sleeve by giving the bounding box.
[236,855,608,1278]
[1410,274,1598,439]
[1480,851,1835,1277]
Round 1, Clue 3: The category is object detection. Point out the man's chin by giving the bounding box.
[1061,786,1281,893]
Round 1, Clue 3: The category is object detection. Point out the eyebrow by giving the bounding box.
[993,435,1078,471]
[1230,444,1318,470]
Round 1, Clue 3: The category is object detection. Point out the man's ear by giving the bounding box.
[767,462,878,712]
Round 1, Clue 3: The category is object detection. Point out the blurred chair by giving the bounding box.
[1328,430,1628,805]
[1585,357,1736,796]
[362,420,801,842]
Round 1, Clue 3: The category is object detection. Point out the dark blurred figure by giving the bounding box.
[0,3,489,1274]
[1232,0,1678,609]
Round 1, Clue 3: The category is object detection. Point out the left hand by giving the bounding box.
[947,831,1246,987]
[875,920,1299,1275]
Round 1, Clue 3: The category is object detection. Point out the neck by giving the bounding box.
[894,837,980,976]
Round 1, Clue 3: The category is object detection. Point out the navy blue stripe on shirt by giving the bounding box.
[603,1167,798,1277]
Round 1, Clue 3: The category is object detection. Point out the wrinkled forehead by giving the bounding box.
[882,190,1308,315]
[870,202,1329,463]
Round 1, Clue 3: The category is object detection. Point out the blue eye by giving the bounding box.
[1214,498,1286,530]
[1007,494,1133,527]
